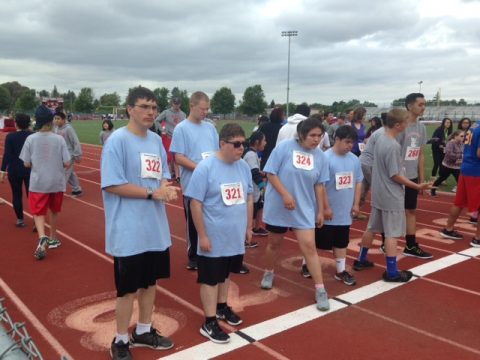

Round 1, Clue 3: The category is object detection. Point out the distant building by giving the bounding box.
[41,97,64,112]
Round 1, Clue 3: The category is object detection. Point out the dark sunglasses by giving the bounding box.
[225,140,245,148]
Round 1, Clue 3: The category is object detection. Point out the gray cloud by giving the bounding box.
[1,0,480,105]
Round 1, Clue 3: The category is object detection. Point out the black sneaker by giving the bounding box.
[469,217,478,225]
[110,339,132,360]
[130,327,174,350]
[439,228,463,240]
[334,270,356,286]
[200,320,230,343]
[403,244,433,259]
[379,244,385,254]
[471,238,480,248]
[353,259,374,271]
[245,241,259,249]
[71,190,83,197]
[186,260,198,270]
[301,264,311,278]
[252,227,269,236]
[34,236,48,260]
[15,220,26,228]
[239,264,250,274]
[216,306,243,325]
[382,270,413,282]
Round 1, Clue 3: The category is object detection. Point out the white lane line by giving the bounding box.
[335,280,410,305]
[0,278,75,360]
[409,254,470,277]
[458,247,480,257]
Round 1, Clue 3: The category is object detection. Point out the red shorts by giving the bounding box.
[454,175,480,212]
[161,134,174,163]
[29,192,64,215]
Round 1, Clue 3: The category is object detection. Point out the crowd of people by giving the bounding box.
[0,88,479,360]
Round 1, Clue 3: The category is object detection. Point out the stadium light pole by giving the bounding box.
[282,30,298,118]
[418,80,423,93]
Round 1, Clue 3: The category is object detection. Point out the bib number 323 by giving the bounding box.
[221,182,245,206]
[335,171,353,190]
[141,153,162,179]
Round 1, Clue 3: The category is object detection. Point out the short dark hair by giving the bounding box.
[352,106,366,123]
[269,107,284,124]
[248,130,265,147]
[295,104,311,117]
[405,93,424,110]
[380,112,388,126]
[219,123,245,141]
[126,86,156,118]
[297,116,324,140]
[15,113,30,130]
[385,109,408,128]
[102,119,114,131]
[335,125,357,141]
[55,111,66,120]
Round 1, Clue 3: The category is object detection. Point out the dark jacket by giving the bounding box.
[1,130,33,177]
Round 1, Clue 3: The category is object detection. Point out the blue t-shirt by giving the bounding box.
[263,139,329,229]
[461,124,480,176]
[170,119,219,190]
[323,149,363,225]
[185,155,253,257]
[101,127,172,257]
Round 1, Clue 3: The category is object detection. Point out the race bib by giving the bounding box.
[335,171,353,190]
[201,151,214,160]
[293,150,314,171]
[405,146,420,161]
[221,182,245,206]
[140,153,162,179]
[358,143,366,152]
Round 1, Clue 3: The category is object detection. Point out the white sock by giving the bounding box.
[302,257,307,266]
[135,322,151,335]
[335,258,346,273]
[115,333,129,344]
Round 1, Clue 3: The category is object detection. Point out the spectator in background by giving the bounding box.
[431,130,464,196]
[276,104,311,144]
[0,114,33,227]
[350,107,367,156]
[429,117,453,178]
[253,115,269,132]
[458,117,472,132]
[327,114,346,145]
[310,113,330,151]
[345,109,354,125]
[365,116,382,140]
[259,107,284,169]
[100,119,114,145]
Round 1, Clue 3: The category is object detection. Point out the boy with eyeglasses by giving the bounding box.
[102,86,179,360]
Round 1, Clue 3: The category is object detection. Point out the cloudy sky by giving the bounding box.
[1,0,480,106]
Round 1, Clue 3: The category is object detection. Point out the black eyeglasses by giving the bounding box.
[225,140,245,148]
[133,104,158,112]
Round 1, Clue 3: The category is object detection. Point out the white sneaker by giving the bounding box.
[260,272,274,289]
[315,287,330,311]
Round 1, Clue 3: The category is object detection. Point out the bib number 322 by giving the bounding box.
[141,153,162,179]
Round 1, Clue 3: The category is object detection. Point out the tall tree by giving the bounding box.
[239,85,267,116]
[0,86,12,111]
[38,89,50,98]
[153,87,169,112]
[51,85,60,98]
[15,89,37,112]
[74,88,95,113]
[1,81,30,109]
[99,92,121,107]
[62,90,76,111]
[211,87,235,118]
[270,99,275,108]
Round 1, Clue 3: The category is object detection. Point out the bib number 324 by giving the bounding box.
[292,150,314,171]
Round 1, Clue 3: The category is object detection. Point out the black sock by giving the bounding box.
[381,233,385,244]
[205,316,216,324]
[216,302,227,311]
[406,234,416,248]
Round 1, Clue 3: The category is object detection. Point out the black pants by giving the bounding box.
[8,174,30,220]
[183,196,198,262]
[431,150,445,177]
[432,165,459,193]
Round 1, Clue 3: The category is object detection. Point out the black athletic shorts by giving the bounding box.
[265,223,289,234]
[315,225,350,250]
[405,178,419,210]
[197,255,244,286]
[114,250,170,297]
[253,195,264,218]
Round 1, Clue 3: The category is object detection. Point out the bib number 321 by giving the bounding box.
[221,182,245,206]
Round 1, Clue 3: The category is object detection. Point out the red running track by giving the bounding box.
[0,134,479,359]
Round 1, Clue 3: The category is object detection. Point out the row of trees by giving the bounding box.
[2,80,479,117]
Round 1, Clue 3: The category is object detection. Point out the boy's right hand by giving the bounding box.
[282,193,296,210]
[418,181,434,191]
[155,183,180,202]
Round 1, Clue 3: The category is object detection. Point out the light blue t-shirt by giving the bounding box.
[170,119,219,190]
[323,148,363,226]
[101,127,172,257]
[185,155,253,257]
[263,139,329,229]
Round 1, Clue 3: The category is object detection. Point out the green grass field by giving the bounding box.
[72,119,455,192]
